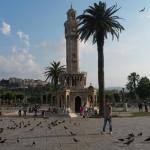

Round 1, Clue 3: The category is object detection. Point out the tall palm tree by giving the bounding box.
[77,1,124,115]
[44,61,65,90]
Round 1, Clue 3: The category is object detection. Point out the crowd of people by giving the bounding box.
[18,105,65,118]
[79,103,97,118]
[138,101,149,112]
[18,104,40,117]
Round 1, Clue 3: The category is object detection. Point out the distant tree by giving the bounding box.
[113,93,121,102]
[2,92,14,104]
[77,1,124,115]
[137,77,150,99]
[27,96,40,104]
[44,61,65,90]
[126,72,140,98]
[105,90,119,103]
[15,93,24,103]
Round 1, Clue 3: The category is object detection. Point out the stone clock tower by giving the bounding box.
[59,6,87,89]
[49,6,97,113]
[64,6,79,73]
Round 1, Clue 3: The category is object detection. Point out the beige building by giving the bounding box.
[48,6,97,113]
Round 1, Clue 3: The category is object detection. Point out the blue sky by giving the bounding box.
[0,0,150,88]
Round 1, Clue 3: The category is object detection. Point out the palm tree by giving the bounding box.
[44,61,65,90]
[77,1,124,115]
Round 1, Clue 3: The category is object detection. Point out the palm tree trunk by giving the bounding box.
[97,32,105,117]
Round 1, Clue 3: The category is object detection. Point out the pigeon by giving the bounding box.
[128,133,135,137]
[29,128,34,131]
[139,7,145,12]
[48,126,51,129]
[0,128,4,134]
[54,120,58,123]
[17,138,20,143]
[70,131,76,136]
[73,138,78,143]
[51,122,57,127]
[0,139,7,143]
[126,136,132,140]
[62,120,65,123]
[36,122,41,126]
[137,132,142,136]
[144,137,150,141]
[58,121,61,124]
[124,138,134,145]
[64,126,68,130]
[32,141,36,145]
[118,138,125,142]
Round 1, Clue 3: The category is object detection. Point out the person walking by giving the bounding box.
[138,102,143,112]
[80,106,83,116]
[144,101,148,112]
[18,109,22,117]
[101,101,112,134]
[23,107,27,117]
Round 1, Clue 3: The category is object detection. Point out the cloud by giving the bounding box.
[17,31,30,47]
[1,21,11,35]
[79,41,98,87]
[39,39,66,64]
[0,21,42,79]
[0,46,43,79]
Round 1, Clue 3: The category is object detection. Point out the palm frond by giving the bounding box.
[77,1,124,43]
[44,61,65,89]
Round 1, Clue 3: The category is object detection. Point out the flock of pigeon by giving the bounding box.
[117,132,150,146]
[1,117,150,149]
[0,117,80,147]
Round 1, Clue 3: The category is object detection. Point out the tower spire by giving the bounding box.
[71,3,72,9]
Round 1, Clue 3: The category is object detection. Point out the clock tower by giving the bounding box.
[49,6,97,114]
[64,6,79,73]
[59,6,87,89]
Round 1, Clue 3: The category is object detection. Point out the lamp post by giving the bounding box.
[122,88,125,103]
[122,88,128,112]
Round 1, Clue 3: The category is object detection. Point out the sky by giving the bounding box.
[0,0,150,88]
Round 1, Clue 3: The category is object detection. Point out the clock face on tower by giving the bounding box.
[65,26,77,36]
[71,27,76,35]
[72,27,76,32]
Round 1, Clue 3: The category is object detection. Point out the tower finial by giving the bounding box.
[71,3,72,9]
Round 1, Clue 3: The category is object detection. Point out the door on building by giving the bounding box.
[75,96,81,113]
[43,95,46,104]
[59,99,62,108]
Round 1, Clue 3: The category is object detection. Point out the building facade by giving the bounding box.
[49,7,97,113]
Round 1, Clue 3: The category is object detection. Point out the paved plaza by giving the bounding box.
[0,115,150,150]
